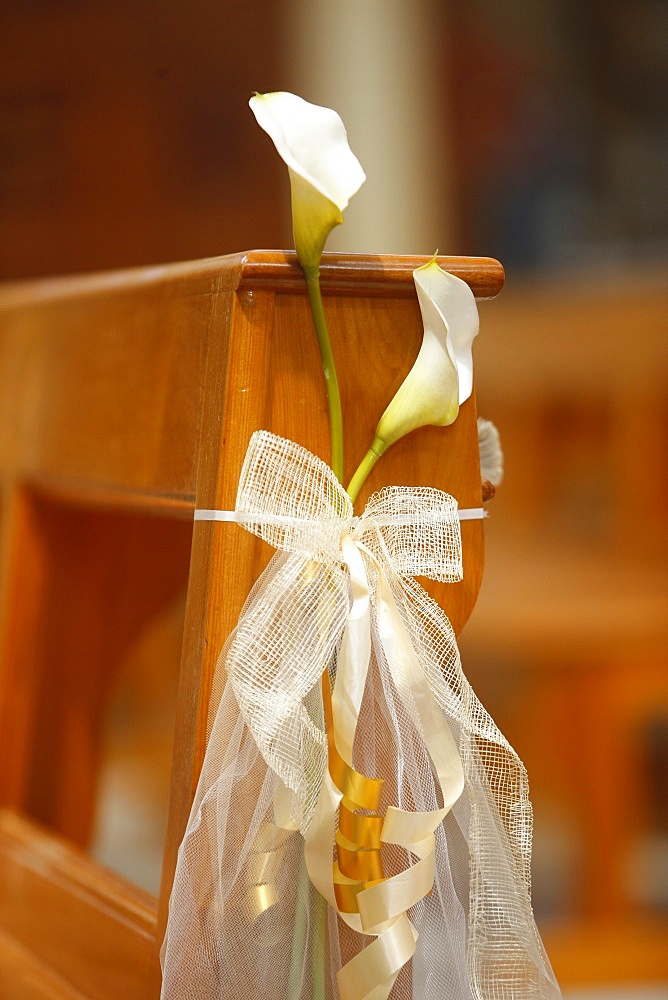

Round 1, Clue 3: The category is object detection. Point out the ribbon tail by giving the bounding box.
[375,569,465,810]
[389,575,562,997]
[305,542,468,998]
[336,914,418,1000]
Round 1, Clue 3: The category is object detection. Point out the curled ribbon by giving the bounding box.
[304,536,464,999]
[213,430,467,999]
[162,431,560,999]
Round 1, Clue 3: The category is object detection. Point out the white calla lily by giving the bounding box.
[249,91,365,271]
[375,257,479,449]
[347,258,479,502]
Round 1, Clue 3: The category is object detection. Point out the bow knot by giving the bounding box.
[236,430,463,583]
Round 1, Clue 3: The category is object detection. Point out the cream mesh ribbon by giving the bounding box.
[160,431,561,1000]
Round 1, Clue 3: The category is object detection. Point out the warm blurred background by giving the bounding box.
[1,0,666,996]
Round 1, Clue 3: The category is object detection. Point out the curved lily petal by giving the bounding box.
[413,257,479,406]
[374,259,479,453]
[249,91,365,270]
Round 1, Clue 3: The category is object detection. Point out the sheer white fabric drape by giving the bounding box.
[160,431,560,1000]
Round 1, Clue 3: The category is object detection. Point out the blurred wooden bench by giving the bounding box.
[462,273,668,985]
[0,251,502,999]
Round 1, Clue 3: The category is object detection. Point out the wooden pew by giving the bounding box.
[462,273,668,985]
[0,251,502,998]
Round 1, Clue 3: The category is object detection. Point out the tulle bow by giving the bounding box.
[225,431,463,998]
[160,430,561,1000]
[228,432,462,810]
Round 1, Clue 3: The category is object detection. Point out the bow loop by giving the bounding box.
[236,430,352,557]
[355,486,463,583]
[234,432,462,586]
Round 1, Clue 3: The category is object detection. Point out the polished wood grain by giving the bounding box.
[0,251,501,997]
[238,250,505,299]
[0,810,157,999]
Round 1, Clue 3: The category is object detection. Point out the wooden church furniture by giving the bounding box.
[0,250,503,998]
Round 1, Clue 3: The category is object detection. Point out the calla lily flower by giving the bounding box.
[346,257,479,503]
[249,91,365,271]
[374,257,479,453]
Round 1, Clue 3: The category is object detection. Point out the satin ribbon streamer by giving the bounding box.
[208,430,470,999]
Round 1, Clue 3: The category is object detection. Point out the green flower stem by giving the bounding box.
[287,851,309,997]
[289,266,340,1000]
[311,889,326,1000]
[303,266,344,484]
[346,436,385,504]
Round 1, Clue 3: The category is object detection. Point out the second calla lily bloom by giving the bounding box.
[345,257,480,503]
[249,91,365,271]
[374,258,479,452]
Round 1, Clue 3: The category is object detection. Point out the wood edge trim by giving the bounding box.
[0,254,248,309]
[0,809,157,932]
[0,251,505,307]
[18,477,195,519]
[237,250,505,299]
